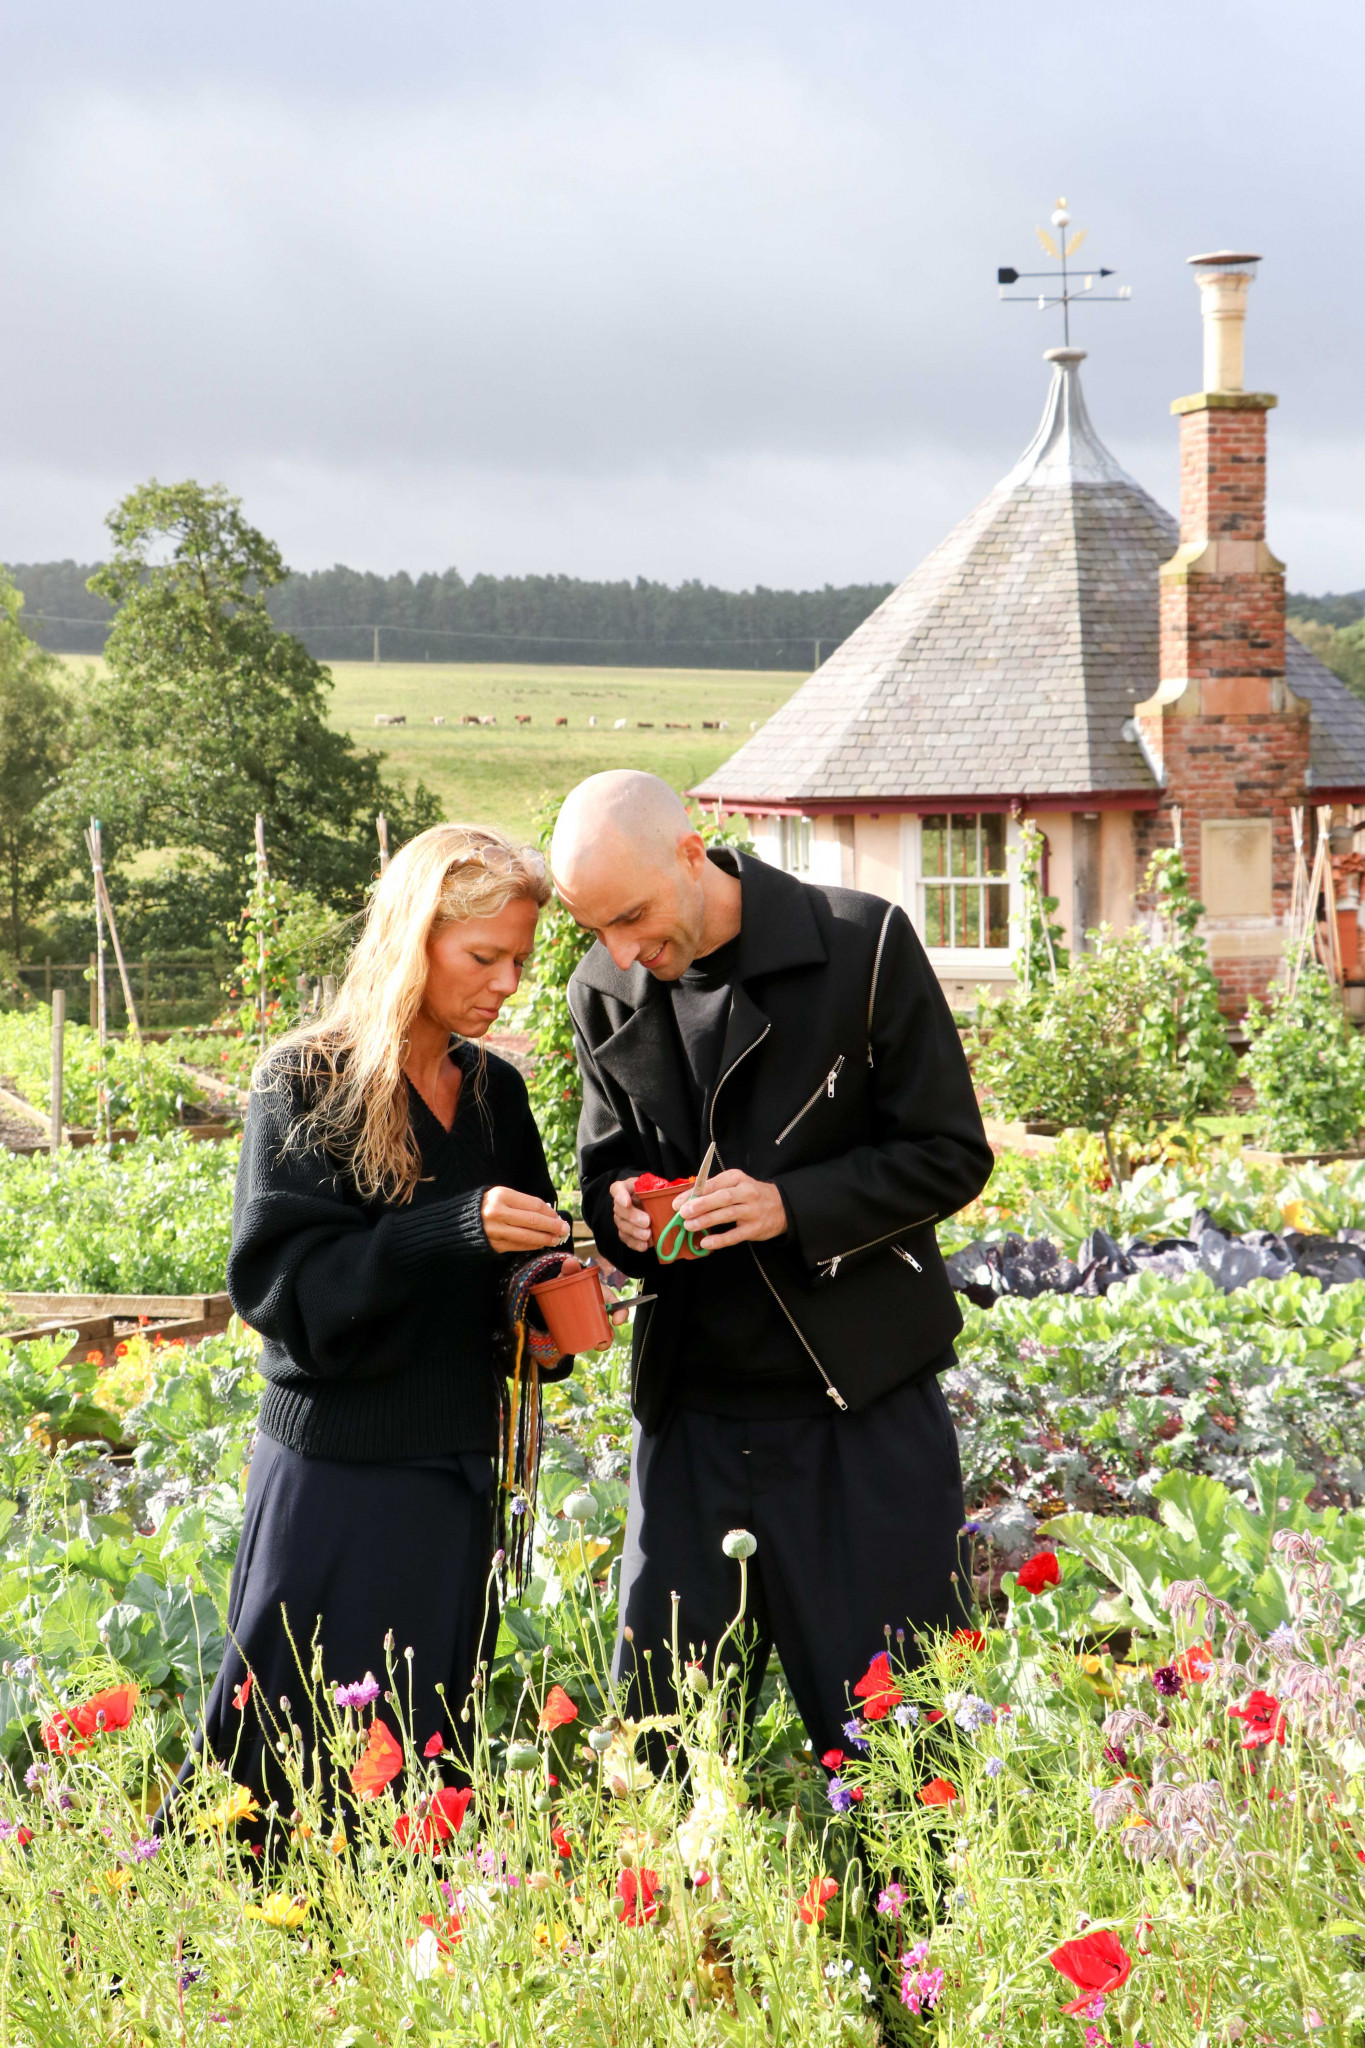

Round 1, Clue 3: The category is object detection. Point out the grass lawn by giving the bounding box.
[326,659,804,838]
[56,654,803,845]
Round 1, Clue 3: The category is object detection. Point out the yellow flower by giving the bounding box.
[96,1867,130,1893]
[1281,1198,1309,1231]
[1076,1654,1104,1676]
[329,1826,347,1857]
[534,1920,570,1954]
[245,1891,310,1929]
[198,1785,261,1832]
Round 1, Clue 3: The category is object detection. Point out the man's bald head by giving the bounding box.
[550,770,742,980]
[551,771,691,888]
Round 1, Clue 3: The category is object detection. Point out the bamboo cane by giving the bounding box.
[376,813,390,874]
[1319,804,1344,984]
[85,821,109,1143]
[93,869,143,1043]
[1289,825,1330,997]
[1289,806,1308,955]
[49,989,65,1155]
[254,814,269,1054]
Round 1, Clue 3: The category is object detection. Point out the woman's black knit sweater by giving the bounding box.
[226,1042,558,1462]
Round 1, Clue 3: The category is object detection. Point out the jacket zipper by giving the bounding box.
[817,1213,938,1280]
[633,1021,775,1411]
[774,1054,845,1145]
[749,1249,849,1411]
[704,1020,849,1413]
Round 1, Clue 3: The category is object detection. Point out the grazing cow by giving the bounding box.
[718,720,730,730]
[702,719,718,730]
[613,718,628,729]
[665,721,691,730]
[555,716,568,726]
[431,715,446,726]
[461,713,481,725]
[373,713,406,726]
[588,716,598,727]
[636,721,654,729]
[516,714,532,725]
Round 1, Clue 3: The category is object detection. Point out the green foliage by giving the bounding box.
[220,866,353,1038]
[1244,963,1365,1152]
[0,1004,203,1134]
[0,1133,237,1291]
[0,566,73,949]
[973,846,1234,1171]
[1013,817,1068,993]
[62,480,440,948]
[1289,612,1365,700]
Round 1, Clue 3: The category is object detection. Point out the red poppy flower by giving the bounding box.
[796,1875,839,1924]
[394,1784,473,1850]
[952,1629,987,1654]
[423,1732,445,1758]
[232,1674,253,1713]
[1015,1552,1061,1596]
[1176,1640,1215,1685]
[41,1683,140,1755]
[853,1652,903,1721]
[1049,1929,1133,2014]
[1229,1689,1286,1749]
[821,1749,844,1770]
[350,1719,403,1800]
[14,1827,32,1848]
[551,1824,574,1858]
[616,1867,660,1925]
[417,1907,464,1950]
[539,1685,578,1732]
[919,1777,958,1806]
[925,1709,945,1724]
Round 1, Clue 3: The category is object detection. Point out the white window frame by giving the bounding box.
[777,814,813,876]
[900,812,1022,967]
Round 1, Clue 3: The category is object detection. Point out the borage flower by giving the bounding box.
[1049,1929,1132,2015]
[615,1867,660,1925]
[796,1875,838,1925]
[1229,1689,1286,1749]
[393,1786,473,1851]
[853,1653,903,1721]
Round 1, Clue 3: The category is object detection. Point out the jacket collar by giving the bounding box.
[571,850,828,1007]
[573,852,828,1161]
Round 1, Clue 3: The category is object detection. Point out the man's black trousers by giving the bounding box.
[613,1372,970,1758]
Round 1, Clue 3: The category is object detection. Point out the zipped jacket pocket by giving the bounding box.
[816,1213,937,1281]
[774,1055,845,1145]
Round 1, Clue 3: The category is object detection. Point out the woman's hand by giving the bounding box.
[609,1177,653,1255]
[481,1187,570,1255]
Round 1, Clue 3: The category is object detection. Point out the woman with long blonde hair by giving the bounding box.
[196,823,574,1825]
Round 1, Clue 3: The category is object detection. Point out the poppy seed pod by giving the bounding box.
[684,1664,710,1694]
[721,1529,757,1560]
[564,1490,595,1523]
[533,1789,554,1813]
[588,1728,615,1755]
[506,1743,540,1773]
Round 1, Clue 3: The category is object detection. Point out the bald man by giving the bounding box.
[552,772,993,1756]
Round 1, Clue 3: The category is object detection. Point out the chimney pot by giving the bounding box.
[1186,249,1262,394]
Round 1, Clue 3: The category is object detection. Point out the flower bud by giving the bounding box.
[506,1743,540,1774]
[721,1529,756,1560]
[588,1728,615,1755]
[564,1490,595,1523]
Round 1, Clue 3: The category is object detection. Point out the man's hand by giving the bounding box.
[609,1177,653,1255]
[677,1169,788,1250]
[481,1187,571,1255]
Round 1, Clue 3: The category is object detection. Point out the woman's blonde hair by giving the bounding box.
[263,822,551,1203]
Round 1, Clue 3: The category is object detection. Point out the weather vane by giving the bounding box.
[997,198,1131,345]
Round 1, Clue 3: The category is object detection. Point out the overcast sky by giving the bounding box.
[1,0,1361,592]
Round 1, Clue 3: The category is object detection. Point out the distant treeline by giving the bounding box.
[5,560,896,670]
[1287,589,1365,629]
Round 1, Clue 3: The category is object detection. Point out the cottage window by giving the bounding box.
[778,815,813,875]
[917,813,1010,951]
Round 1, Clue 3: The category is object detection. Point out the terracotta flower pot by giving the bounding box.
[635,1180,703,1261]
[530,1263,613,1354]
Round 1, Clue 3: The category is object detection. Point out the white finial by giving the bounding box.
[1052,199,1069,227]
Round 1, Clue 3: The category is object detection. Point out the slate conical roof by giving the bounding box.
[696,347,1175,805]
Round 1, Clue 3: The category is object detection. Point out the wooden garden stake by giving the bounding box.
[49,989,65,1155]
[377,813,390,874]
[84,831,143,1045]
[1319,804,1344,984]
[254,813,269,1053]
[85,819,109,1143]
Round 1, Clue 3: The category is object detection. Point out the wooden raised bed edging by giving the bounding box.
[2,1292,235,1365]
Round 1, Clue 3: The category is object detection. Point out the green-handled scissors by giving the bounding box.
[657,1142,716,1264]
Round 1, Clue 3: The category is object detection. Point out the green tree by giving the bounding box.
[1243,965,1365,1153]
[0,568,73,951]
[64,481,439,946]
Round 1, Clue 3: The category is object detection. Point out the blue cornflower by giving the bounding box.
[842,1717,870,1754]
[826,1776,856,1815]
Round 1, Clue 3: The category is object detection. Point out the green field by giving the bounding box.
[326,660,803,838]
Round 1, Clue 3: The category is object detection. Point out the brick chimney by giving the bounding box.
[1134,250,1310,1012]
